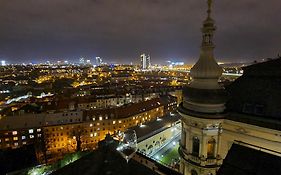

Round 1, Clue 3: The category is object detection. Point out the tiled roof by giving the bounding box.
[84,98,163,120]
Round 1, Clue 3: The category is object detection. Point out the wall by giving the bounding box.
[138,122,181,155]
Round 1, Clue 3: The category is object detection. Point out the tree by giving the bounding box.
[52,78,74,93]
[69,125,86,152]
[34,129,52,164]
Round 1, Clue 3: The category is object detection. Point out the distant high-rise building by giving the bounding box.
[86,59,91,64]
[140,53,151,69]
[1,60,6,66]
[79,57,85,65]
[96,57,103,66]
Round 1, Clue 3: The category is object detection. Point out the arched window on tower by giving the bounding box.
[207,138,216,158]
[203,34,211,44]
[192,136,200,156]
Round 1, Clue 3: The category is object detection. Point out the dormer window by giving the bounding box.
[242,103,254,114]
[255,105,265,115]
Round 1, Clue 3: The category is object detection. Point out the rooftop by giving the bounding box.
[50,135,181,175]
[217,142,281,175]
[84,97,164,120]
[131,113,180,142]
[226,58,281,130]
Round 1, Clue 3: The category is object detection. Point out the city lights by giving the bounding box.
[0,0,280,174]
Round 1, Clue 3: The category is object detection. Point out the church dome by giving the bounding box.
[190,55,223,80]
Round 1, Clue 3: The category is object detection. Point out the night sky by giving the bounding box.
[0,0,280,64]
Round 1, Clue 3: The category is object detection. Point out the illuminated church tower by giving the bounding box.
[178,0,226,175]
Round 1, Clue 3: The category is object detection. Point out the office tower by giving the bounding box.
[1,60,6,66]
[140,53,151,69]
[96,57,103,66]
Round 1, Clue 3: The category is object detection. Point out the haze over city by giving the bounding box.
[0,0,281,64]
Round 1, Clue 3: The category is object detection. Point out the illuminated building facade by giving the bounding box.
[44,98,166,154]
[0,128,42,150]
[141,53,151,70]
[95,57,103,66]
[0,111,83,150]
[0,97,179,157]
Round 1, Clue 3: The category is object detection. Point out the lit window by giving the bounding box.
[97,128,100,131]
[99,117,103,121]
[12,131,17,135]
[113,121,116,124]
[94,133,97,137]
[90,123,93,127]
[13,137,18,141]
[30,135,34,138]
[90,133,93,137]
[207,138,216,158]
[97,123,100,126]
[14,142,18,146]
[23,142,27,145]
[22,136,26,140]
[38,134,42,137]
[37,128,41,132]
[5,138,9,142]
[29,129,33,134]
[118,120,122,124]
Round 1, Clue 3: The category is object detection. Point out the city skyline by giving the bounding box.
[1,1,281,175]
[0,0,281,64]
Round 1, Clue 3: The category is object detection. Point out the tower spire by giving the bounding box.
[182,0,226,114]
[207,0,212,18]
[189,0,222,90]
